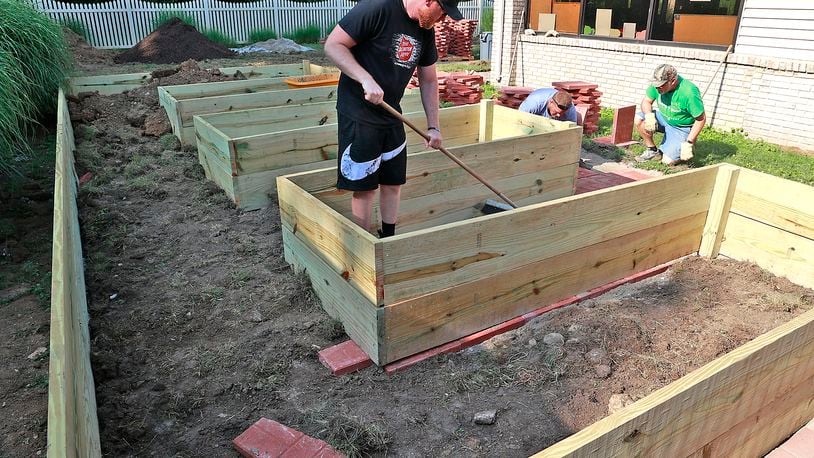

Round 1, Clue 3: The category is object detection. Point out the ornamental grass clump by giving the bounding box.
[0,0,71,174]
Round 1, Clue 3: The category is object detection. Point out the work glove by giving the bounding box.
[680,141,694,161]
[644,113,657,133]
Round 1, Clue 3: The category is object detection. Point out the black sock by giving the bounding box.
[380,222,396,238]
[648,146,658,151]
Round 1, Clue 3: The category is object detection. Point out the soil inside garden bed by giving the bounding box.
[65,71,814,456]
[2,38,813,457]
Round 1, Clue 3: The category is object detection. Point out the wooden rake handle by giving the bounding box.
[379,101,518,209]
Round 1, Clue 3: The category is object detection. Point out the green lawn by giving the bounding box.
[587,108,814,186]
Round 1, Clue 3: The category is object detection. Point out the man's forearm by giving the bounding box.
[688,115,706,142]
[419,79,439,128]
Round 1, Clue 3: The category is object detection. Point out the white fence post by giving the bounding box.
[125,0,139,46]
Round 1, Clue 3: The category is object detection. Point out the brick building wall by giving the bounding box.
[491,0,814,151]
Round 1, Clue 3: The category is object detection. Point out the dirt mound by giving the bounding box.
[114,18,235,64]
[63,27,115,69]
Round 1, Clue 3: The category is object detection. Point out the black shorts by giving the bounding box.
[336,114,407,191]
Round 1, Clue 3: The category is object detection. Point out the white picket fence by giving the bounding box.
[31,0,493,49]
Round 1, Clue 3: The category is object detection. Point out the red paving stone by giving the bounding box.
[233,418,344,458]
[318,340,373,376]
[778,424,814,457]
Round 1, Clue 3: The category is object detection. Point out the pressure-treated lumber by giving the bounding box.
[699,164,740,257]
[720,168,814,289]
[68,60,331,96]
[202,100,575,210]
[533,306,814,457]
[48,89,101,456]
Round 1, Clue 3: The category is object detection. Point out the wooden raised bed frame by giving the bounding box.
[195,99,576,210]
[158,62,336,145]
[279,160,814,455]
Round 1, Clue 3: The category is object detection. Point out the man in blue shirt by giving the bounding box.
[519,88,578,123]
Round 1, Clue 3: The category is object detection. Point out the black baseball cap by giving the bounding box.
[438,0,463,21]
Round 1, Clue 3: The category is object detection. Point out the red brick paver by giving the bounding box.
[318,340,372,376]
[233,418,344,458]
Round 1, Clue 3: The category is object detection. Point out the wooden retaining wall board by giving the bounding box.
[48,89,101,456]
[199,100,578,211]
[719,168,814,289]
[277,122,585,363]
[67,60,329,96]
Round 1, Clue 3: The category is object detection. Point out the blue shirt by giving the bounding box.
[518,88,578,123]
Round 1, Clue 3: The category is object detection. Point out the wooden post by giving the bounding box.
[699,164,740,258]
[479,99,494,142]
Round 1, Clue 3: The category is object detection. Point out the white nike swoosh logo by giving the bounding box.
[339,141,406,181]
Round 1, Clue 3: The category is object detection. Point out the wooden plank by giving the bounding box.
[380,212,707,363]
[479,99,494,142]
[233,106,479,176]
[693,373,814,457]
[730,168,814,240]
[534,306,814,457]
[283,228,382,364]
[233,161,335,211]
[491,104,573,139]
[719,213,814,289]
[699,164,740,258]
[219,61,304,78]
[311,129,581,218]
[396,165,576,234]
[200,94,424,139]
[68,72,151,96]
[161,76,297,101]
[176,85,341,126]
[277,177,381,304]
[379,166,719,305]
[48,90,102,456]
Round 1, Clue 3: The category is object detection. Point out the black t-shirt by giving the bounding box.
[337,0,438,126]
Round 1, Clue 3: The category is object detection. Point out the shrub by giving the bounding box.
[480,7,493,32]
[59,18,89,42]
[203,29,238,48]
[150,10,197,31]
[0,0,71,175]
[248,28,277,43]
[284,24,321,44]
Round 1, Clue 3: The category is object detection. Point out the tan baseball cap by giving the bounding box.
[651,64,677,87]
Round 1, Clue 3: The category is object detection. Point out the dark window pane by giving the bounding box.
[652,0,741,45]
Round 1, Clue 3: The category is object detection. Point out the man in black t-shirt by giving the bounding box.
[325,0,463,238]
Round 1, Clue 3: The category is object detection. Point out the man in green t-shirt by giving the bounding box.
[635,64,706,165]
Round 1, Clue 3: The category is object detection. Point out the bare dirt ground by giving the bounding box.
[2,33,814,457]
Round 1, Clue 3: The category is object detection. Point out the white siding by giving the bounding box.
[736,0,814,60]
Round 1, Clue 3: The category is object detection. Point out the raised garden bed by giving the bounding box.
[69,59,332,96]
[195,100,575,210]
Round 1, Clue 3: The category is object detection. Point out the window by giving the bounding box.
[527,0,742,46]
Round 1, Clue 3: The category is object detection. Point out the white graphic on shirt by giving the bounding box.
[340,140,407,181]
[392,34,421,69]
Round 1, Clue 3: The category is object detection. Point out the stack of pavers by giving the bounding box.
[496,86,533,108]
[552,81,602,135]
[434,18,479,60]
[406,70,483,106]
[444,72,483,105]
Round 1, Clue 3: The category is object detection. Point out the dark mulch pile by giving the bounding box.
[114,18,235,64]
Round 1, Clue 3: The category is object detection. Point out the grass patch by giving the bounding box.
[591,108,814,184]
[480,7,493,32]
[481,81,498,100]
[437,60,490,73]
[203,29,238,48]
[0,0,70,175]
[284,24,322,44]
[248,28,277,43]
[303,410,390,458]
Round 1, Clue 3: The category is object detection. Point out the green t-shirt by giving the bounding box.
[646,76,705,127]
